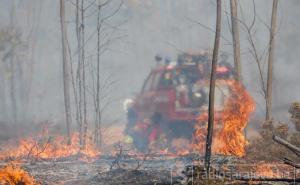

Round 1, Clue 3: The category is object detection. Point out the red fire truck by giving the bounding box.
[124,52,234,151]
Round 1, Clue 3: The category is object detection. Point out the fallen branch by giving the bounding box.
[26,142,38,160]
[35,137,52,159]
[272,135,300,158]
[25,137,51,161]
[283,157,300,169]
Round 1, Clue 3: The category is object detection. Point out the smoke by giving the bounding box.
[0,0,299,132]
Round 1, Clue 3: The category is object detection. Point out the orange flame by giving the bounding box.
[255,163,278,178]
[0,163,38,185]
[193,80,255,157]
[0,81,254,159]
[0,132,100,161]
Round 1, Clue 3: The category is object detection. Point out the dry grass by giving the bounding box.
[0,163,38,185]
[246,102,300,162]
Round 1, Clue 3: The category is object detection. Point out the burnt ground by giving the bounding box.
[1,154,299,185]
[0,155,299,185]
[2,155,191,185]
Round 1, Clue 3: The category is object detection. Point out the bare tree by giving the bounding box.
[92,0,124,147]
[0,62,7,121]
[71,0,88,149]
[94,1,103,147]
[75,0,83,146]
[80,0,89,149]
[60,0,72,144]
[9,0,18,125]
[19,1,42,123]
[236,0,279,121]
[71,0,87,148]
[230,0,242,81]
[205,0,222,175]
[64,0,124,149]
[266,0,279,121]
[0,0,42,129]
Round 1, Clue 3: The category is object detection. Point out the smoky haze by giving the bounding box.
[0,0,299,135]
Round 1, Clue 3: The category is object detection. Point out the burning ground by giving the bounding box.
[0,107,300,185]
[1,0,300,184]
[0,87,300,184]
[0,152,299,185]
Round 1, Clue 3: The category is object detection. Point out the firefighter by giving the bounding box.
[124,99,136,136]
[123,99,150,151]
[130,119,151,152]
[148,113,167,150]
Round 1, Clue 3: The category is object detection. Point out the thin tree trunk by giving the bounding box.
[75,0,83,147]
[266,0,278,121]
[98,112,102,147]
[205,0,222,175]
[60,0,72,144]
[230,0,241,82]
[10,50,17,125]
[10,0,18,125]
[21,2,42,124]
[94,3,102,147]
[81,0,88,149]
[0,72,7,121]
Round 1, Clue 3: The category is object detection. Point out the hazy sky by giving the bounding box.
[0,0,299,130]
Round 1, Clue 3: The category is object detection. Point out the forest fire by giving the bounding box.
[0,80,254,161]
[193,80,255,157]
[0,163,38,185]
[255,163,278,178]
[0,131,100,161]
[1,0,300,183]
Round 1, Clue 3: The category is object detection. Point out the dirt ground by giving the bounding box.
[4,155,189,185]
[1,154,299,185]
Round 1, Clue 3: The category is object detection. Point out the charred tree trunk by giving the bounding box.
[60,0,72,144]
[266,0,278,121]
[205,0,222,175]
[230,0,241,82]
